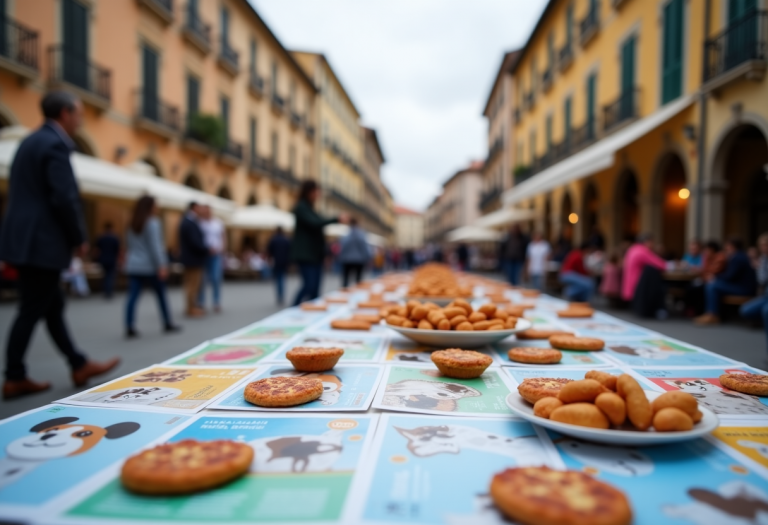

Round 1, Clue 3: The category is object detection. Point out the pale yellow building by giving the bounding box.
[484,0,768,257]
[395,205,424,249]
[425,161,484,243]
[361,126,395,241]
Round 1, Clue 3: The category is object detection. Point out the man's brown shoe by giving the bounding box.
[3,378,51,400]
[186,308,206,318]
[72,358,121,388]
[694,313,721,326]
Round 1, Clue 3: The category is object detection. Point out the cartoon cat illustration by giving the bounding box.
[662,379,768,415]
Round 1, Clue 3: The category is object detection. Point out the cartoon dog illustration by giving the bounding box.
[302,337,370,352]
[269,368,343,406]
[662,481,768,525]
[394,425,543,464]
[249,429,344,473]
[75,386,182,406]
[738,440,768,462]
[609,344,684,360]
[662,379,768,415]
[382,380,481,412]
[570,322,628,334]
[0,417,140,489]
[554,437,654,477]
[444,493,510,525]
[392,352,433,363]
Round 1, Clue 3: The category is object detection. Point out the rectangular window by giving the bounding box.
[529,129,536,164]
[662,0,684,104]
[290,80,296,111]
[220,96,230,142]
[249,39,257,74]
[188,0,198,19]
[566,4,574,45]
[62,0,89,89]
[186,75,200,117]
[548,33,555,69]
[249,117,257,161]
[620,36,636,118]
[586,72,596,139]
[271,131,278,164]
[220,6,229,48]
[289,144,296,173]
[545,115,553,154]
[271,60,278,97]
[141,44,159,121]
[564,96,572,146]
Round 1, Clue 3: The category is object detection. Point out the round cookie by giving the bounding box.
[720,373,768,396]
[431,349,493,379]
[516,329,575,340]
[244,377,323,407]
[508,347,562,364]
[286,347,344,372]
[121,439,253,495]
[549,335,605,351]
[517,377,573,404]
[490,466,632,525]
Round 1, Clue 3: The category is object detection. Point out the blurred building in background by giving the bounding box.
[424,161,483,243]
[395,205,424,249]
[361,126,396,243]
[0,0,394,253]
[474,0,768,258]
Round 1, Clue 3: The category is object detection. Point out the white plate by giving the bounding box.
[403,296,460,307]
[505,390,719,445]
[386,318,532,348]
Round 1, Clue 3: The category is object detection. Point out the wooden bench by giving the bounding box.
[723,295,753,306]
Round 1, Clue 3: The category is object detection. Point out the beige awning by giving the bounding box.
[446,225,502,243]
[228,204,295,230]
[474,207,535,229]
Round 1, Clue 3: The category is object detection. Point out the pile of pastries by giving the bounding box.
[384,300,517,331]
[407,263,472,298]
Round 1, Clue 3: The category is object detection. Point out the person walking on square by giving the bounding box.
[0,91,120,399]
[197,204,225,313]
[501,224,529,285]
[525,231,551,291]
[267,226,291,305]
[178,202,209,318]
[291,180,346,305]
[124,196,180,338]
[94,222,120,299]
[338,217,371,287]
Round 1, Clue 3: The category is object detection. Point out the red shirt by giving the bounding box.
[561,250,587,275]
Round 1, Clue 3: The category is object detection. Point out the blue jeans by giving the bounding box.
[273,266,286,304]
[293,263,322,306]
[560,271,595,302]
[530,273,545,291]
[125,275,172,330]
[198,254,222,308]
[101,264,117,298]
[741,295,768,350]
[504,260,523,285]
[705,280,752,315]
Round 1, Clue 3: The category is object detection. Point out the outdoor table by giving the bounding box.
[2,284,768,525]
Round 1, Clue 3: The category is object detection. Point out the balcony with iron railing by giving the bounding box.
[513,107,521,125]
[271,94,285,115]
[289,110,301,129]
[523,90,535,112]
[542,67,554,92]
[0,15,38,80]
[219,137,243,166]
[479,186,502,211]
[558,42,574,72]
[580,6,600,47]
[514,165,534,185]
[703,9,767,93]
[182,12,211,54]
[572,119,597,150]
[248,71,265,98]
[217,42,239,76]
[136,0,173,25]
[603,88,640,132]
[305,123,315,140]
[486,137,503,165]
[47,45,110,109]
[250,155,299,187]
[134,90,180,139]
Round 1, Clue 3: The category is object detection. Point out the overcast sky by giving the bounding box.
[250,0,547,211]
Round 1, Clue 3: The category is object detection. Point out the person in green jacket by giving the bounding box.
[291,180,347,306]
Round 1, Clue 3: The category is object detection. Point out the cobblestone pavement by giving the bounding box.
[1,273,765,419]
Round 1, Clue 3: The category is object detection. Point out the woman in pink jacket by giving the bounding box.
[622,234,668,302]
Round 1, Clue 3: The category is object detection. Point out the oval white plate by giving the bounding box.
[386,318,532,348]
[505,390,719,445]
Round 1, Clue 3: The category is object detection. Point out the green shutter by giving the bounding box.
[566,5,573,45]
[220,97,229,142]
[620,36,635,118]
[250,117,257,159]
[187,76,199,116]
[142,45,159,120]
[546,115,553,153]
[62,0,88,89]
[220,7,229,48]
[586,73,596,138]
[662,0,683,104]
[0,0,7,57]
[564,97,572,145]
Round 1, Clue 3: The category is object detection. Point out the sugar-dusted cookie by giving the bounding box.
[517,377,573,404]
[720,373,768,396]
[244,376,323,407]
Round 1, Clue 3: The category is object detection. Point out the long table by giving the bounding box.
[1,283,768,525]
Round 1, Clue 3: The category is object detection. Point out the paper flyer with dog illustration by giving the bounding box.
[372,365,518,417]
[549,430,768,525]
[630,366,768,418]
[489,338,614,368]
[383,335,501,366]
[209,365,385,412]
[349,414,562,524]
[0,404,188,521]
[54,414,378,524]
[554,311,660,338]
[504,366,628,387]
[601,338,740,368]
[267,331,388,363]
[259,307,333,327]
[59,366,257,414]
[164,342,284,366]
[708,421,768,476]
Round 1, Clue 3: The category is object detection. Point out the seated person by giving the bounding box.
[753,233,768,294]
[695,238,757,325]
[559,242,595,302]
[741,288,768,352]
[621,233,668,303]
[681,239,703,270]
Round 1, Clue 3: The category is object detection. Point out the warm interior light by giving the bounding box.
[568,213,579,224]
[678,188,690,199]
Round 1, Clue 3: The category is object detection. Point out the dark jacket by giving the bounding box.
[0,123,86,270]
[716,251,758,295]
[267,233,291,270]
[95,233,120,267]
[290,199,337,264]
[178,213,208,267]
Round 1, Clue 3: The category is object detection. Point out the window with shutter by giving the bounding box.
[62,0,88,89]
[564,96,572,147]
[142,45,159,121]
[620,36,635,119]
[662,0,683,104]
[586,73,596,139]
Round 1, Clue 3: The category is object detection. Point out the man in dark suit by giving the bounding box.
[94,222,120,299]
[0,91,120,399]
[178,201,209,317]
[267,226,291,305]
